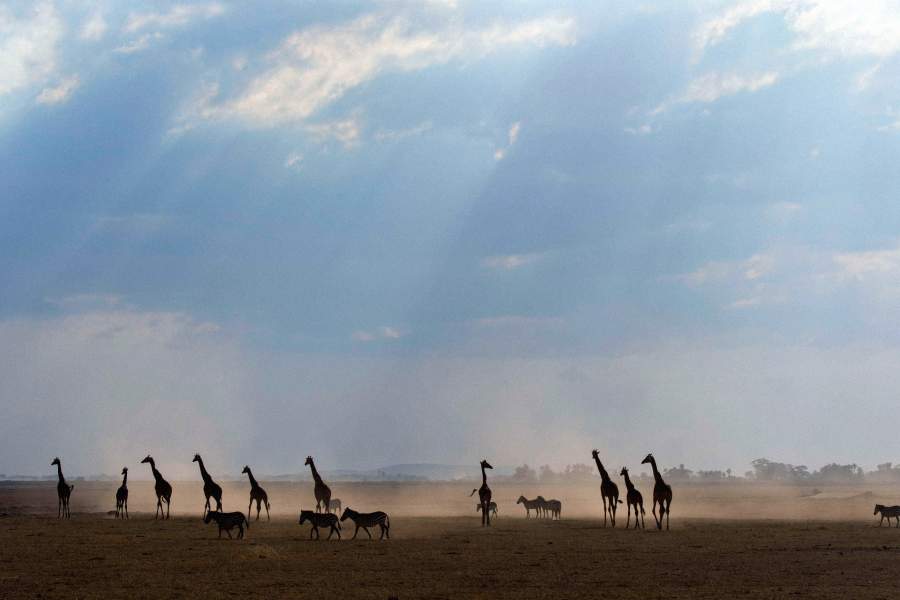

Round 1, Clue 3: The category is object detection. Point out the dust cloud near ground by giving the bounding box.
[4,480,900,598]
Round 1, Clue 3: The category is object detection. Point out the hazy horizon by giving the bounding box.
[4,1,900,478]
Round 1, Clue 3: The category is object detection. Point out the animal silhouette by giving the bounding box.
[305,456,332,513]
[476,501,499,518]
[546,499,562,520]
[874,504,900,527]
[140,455,172,519]
[340,507,391,539]
[242,465,270,521]
[592,449,622,527]
[516,495,542,518]
[50,457,74,519]
[299,509,341,540]
[642,453,673,530]
[115,467,129,519]
[536,495,551,518]
[619,467,644,529]
[469,459,493,526]
[328,498,342,513]
[204,510,249,539]
[192,454,223,518]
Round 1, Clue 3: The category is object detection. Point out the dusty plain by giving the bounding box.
[2,480,900,599]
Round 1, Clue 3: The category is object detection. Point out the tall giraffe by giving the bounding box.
[242,465,271,521]
[591,449,621,527]
[619,466,644,529]
[50,457,74,519]
[305,456,332,513]
[193,454,223,518]
[115,467,129,519]
[641,453,673,530]
[468,459,493,527]
[140,455,172,519]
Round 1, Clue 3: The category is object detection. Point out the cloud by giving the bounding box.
[764,202,804,225]
[624,123,654,135]
[833,245,900,279]
[124,3,226,34]
[494,121,522,160]
[35,75,79,105]
[114,32,162,54]
[80,11,107,41]
[727,297,763,309]
[659,71,778,114]
[374,120,433,141]
[305,115,362,149]
[352,325,406,342]
[284,152,304,169]
[693,0,785,53]
[193,14,574,127]
[0,2,62,96]
[481,252,543,270]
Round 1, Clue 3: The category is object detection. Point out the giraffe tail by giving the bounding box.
[267,501,271,510]
[469,489,478,497]
[69,484,75,492]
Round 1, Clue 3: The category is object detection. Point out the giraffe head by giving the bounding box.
[620,466,628,477]
[121,467,128,475]
[192,454,202,463]
[140,455,153,465]
[641,453,654,465]
[241,465,250,474]
[480,459,493,470]
[304,456,313,466]
[591,449,599,460]
[51,457,60,466]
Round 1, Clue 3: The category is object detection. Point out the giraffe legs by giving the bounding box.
[602,496,608,527]
[625,503,631,529]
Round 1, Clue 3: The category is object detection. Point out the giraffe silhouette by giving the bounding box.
[193,454,223,518]
[305,456,332,513]
[592,449,622,527]
[619,467,644,529]
[641,453,673,530]
[115,467,129,519]
[50,457,74,519]
[242,465,270,521]
[140,455,172,519]
[468,459,493,526]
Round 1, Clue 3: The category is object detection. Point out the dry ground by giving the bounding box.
[3,481,900,598]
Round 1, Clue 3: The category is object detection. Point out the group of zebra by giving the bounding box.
[516,495,562,520]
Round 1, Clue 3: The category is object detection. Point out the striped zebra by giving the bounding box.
[476,501,499,518]
[875,504,900,527]
[340,507,391,540]
[546,499,562,520]
[517,495,543,518]
[204,510,249,539]
[536,496,551,518]
[299,509,341,540]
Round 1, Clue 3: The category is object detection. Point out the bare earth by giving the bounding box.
[2,480,900,599]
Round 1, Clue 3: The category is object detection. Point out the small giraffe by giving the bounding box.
[115,467,129,519]
[305,456,332,513]
[641,453,673,530]
[619,467,644,529]
[592,449,622,527]
[193,454,223,518]
[141,455,172,519]
[50,457,74,519]
[469,459,493,526]
[242,465,270,521]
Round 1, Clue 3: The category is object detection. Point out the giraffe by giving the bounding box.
[50,457,74,519]
[592,449,622,527]
[619,467,644,529]
[242,465,270,521]
[115,467,129,519]
[193,454,223,518]
[140,455,172,519]
[641,453,673,530]
[305,456,332,513]
[469,459,493,526]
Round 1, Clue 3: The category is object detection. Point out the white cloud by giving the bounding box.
[743,253,775,280]
[0,2,62,96]
[833,245,900,279]
[494,120,522,160]
[764,202,804,225]
[693,0,785,53]
[193,14,574,127]
[624,123,654,135]
[677,252,775,286]
[727,297,763,309]
[124,3,226,34]
[481,252,543,270]
[284,152,304,169]
[352,325,406,342]
[114,32,162,54]
[35,75,79,105]
[374,120,433,141]
[80,11,107,41]
[305,115,362,149]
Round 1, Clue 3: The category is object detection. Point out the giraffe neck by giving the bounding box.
[593,456,610,482]
[309,461,322,484]
[246,469,259,488]
[196,458,211,483]
[121,471,128,487]
[149,461,163,483]
[481,464,487,486]
[649,458,664,484]
[56,462,65,483]
[622,471,633,490]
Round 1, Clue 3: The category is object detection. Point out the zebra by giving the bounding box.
[328,498,342,514]
[516,495,543,518]
[476,501,499,518]
[536,496,551,518]
[546,499,562,520]
[204,510,249,539]
[299,509,341,540]
[340,507,390,540]
[874,504,900,527]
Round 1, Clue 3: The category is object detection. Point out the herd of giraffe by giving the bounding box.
[47,450,676,532]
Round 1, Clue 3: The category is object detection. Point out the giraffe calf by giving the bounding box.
[204,510,249,539]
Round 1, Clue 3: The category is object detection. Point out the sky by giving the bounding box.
[3,0,900,478]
